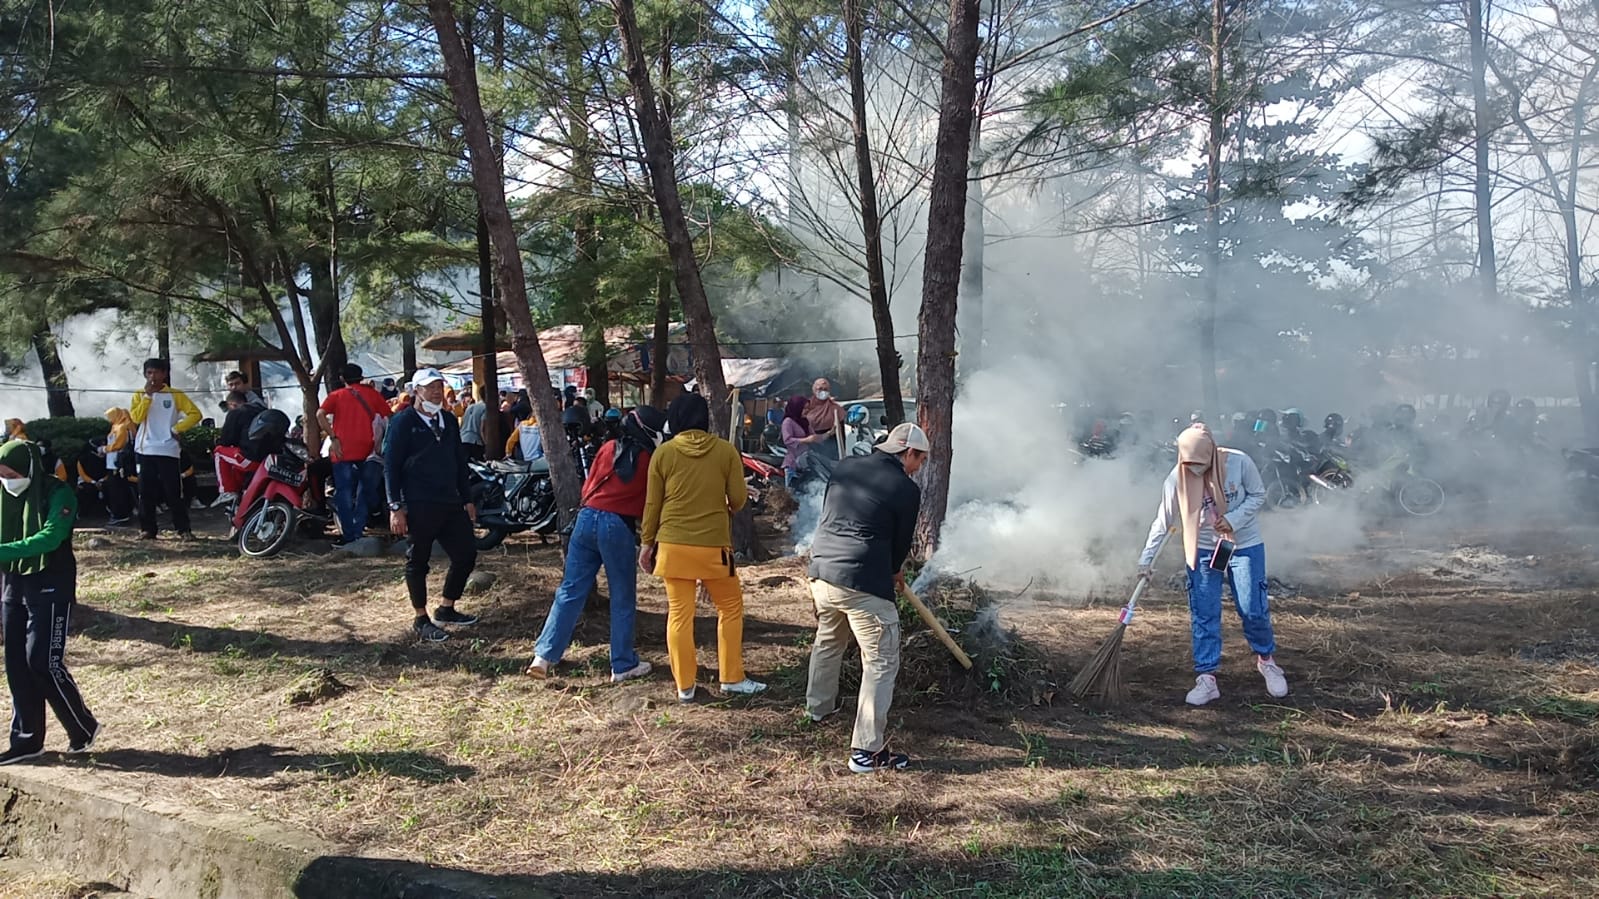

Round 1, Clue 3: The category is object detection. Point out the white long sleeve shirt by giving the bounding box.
[1138,449,1267,568]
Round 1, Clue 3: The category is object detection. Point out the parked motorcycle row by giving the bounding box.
[1060,398,1595,520]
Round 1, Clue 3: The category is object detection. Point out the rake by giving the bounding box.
[1068,528,1175,704]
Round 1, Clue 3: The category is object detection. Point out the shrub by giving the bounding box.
[24,417,109,471]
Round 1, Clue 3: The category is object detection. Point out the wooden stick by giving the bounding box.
[901,588,973,669]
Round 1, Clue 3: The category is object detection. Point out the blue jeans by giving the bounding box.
[533,508,640,674]
[332,460,384,540]
[1186,542,1276,674]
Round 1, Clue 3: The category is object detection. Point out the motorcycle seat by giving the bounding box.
[490,457,550,476]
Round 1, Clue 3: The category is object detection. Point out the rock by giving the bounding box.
[283,668,349,706]
[464,571,497,594]
[612,692,658,715]
[83,536,113,550]
[386,539,447,558]
[331,536,385,559]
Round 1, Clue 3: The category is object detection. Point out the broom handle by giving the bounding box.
[901,587,974,670]
[1121,527,1176,625]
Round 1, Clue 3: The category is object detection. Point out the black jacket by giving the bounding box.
[384,407,471,508]
[219,404,264,448]
[807,451,921,601]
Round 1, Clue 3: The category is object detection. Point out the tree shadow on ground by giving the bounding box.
[58,743,474,784]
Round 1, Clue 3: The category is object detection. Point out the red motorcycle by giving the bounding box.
[228,441,329,557]
[742,452,782,512]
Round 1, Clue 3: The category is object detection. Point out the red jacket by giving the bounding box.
[582,440,651,519]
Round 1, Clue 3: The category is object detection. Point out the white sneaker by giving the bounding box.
[1257,658,1289,698]
[210,492,238,509]
[611,661,652,684]
[1185,674,1221,706]
[678,686,697,703]
[525,656,553,679]
[721,678,768,695]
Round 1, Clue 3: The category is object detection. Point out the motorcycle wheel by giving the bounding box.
[239,501,296,558]
[474,524,509,551]
[1395,478,1446,517]
[1265,478,1289,510]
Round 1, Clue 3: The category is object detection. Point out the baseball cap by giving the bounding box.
[877,422,931,454]
[411,368,446,387]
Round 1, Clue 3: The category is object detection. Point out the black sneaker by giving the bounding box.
[140,532,158,541]
[0,746,44,766]
[433,607,478,627]
[414,619,450,643]
[848,747,910,774]
[68,722,101,754]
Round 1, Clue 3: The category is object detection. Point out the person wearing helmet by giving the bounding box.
[1322,413,1345,448]
[0,439,100,764]
[528,407,668,684]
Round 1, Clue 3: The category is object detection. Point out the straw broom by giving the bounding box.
[1068,528,1175,704]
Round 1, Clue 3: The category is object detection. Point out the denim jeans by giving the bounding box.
[332,460,384,540]
[534,507,640,674]
[1185,541,1276,674]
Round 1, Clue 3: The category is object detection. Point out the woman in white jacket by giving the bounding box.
[1137,423,1288,706]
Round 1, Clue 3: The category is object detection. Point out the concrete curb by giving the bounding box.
[0,765,551,899]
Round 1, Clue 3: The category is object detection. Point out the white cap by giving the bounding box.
[411,368,446,387]
[877,422,931,454]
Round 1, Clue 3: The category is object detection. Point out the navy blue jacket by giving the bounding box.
[384,407,471,508]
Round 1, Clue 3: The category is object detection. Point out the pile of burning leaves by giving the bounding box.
[872,576,1057,708]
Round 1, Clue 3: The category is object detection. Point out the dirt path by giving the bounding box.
[23,514,1599,897]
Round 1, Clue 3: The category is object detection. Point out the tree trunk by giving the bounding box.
[428,0,581,514]
[651,273,672,408]
[476,203,502,458]
[912,0,982,557]
[307,251,347,393]
[1466,0,1498,304]
[958,119,985,379]
[612,0,729,436]
[846,0,904,427]
[1200,0,1227,417]
[30,321,74,418]
[157,293,172,361]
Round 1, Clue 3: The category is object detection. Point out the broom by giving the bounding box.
[1068,528,1175,704]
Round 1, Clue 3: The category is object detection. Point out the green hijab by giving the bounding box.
[0,439,60,574]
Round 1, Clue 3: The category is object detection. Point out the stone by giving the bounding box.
[83,536,113,550]
[464,571,497,594]
[330,536,384,559]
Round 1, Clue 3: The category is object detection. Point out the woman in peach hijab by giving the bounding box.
[1136,423,1286,706]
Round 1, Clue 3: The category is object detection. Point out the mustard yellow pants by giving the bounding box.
[656,543,745,690]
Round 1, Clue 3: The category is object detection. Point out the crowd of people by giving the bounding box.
[19,362,1557,773]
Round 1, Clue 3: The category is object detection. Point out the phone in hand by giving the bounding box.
[1208,539,1235,571]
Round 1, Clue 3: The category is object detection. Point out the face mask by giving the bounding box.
[816,390,830,401]
[420,400,444,415]
[1,476,31,497]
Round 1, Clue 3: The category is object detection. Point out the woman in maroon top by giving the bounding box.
[527,407,666,682]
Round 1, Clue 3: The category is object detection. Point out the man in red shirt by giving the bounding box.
[527,406,666,682]
[316,364,393,545]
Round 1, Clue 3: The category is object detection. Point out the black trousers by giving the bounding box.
[103,475,135,521]
[404,502,477,611]
[137,454,190,536]
[2,568,97,751]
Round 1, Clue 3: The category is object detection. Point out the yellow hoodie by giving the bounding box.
[641,430,747,548]
[104,408,134,454]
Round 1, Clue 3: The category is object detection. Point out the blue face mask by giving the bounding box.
[1253,421,1266,433]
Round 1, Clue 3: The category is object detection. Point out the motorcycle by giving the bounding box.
[229,440,331,558]
[1563,447,1599,518]
[742,453,782,512]
[468,456,558,550]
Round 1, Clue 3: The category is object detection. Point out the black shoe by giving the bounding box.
[433,606,478,627]
[414,619,450,643]
[0,745,44,766]
[140,532,158,541]
[848,747,910,773]
[68,722,101,754]
[178,531,198,542]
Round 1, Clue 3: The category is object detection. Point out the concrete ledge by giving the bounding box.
[0,765,551,899]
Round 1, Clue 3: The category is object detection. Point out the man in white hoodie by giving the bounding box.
[130,358,202,541]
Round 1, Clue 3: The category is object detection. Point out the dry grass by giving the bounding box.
[18,514,1599,897]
